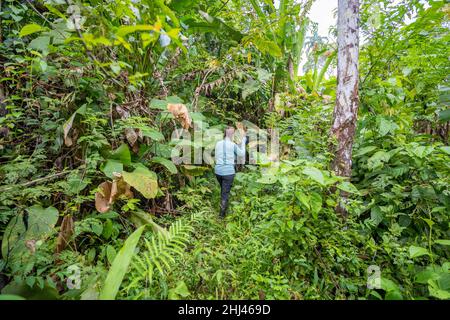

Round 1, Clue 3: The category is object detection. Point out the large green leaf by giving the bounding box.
[381,278,403,300]
[242,79,260,99]
[151,157,177,174]
[122,166,158,199]
[140,126,164,141]
[180,165,209,177]
[184,11,243,42]
[295,191,310,210]
[116,24,158,38]
[370,206,383,226]
[1,280,59,300]
[367,150,390,170]
[257,173,278,184]
[0,294,26,300]
[378,117,399,136]
[19,23,45,37]
[435,239,450,246]
[409,245,430,259]
[249,35,282,57]
[28,36,50,52]
[110,144,132,165]
[99,225,146,300]
[438,109,450,122]
[168,281,190,300]
[2,206,59,261]
[354,146,377,157]
[302,167,325,185]
[309,192,322,219]
[101,160,123,179]
[428,279,450,300]
[150,99,168,110]
[337,181,360,194]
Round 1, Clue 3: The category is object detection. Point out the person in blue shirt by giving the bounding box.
[214,126,247,218]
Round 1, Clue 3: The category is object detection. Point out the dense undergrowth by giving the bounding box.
[0,0,449,300]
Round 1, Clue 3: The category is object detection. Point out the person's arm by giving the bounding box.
[234,135,246,157]
[215,141,222,164]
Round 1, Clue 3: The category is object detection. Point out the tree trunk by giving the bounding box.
[331,0,360,177]
[330,0,360,217]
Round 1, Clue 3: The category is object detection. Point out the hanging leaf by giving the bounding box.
[354,146,377,157]
[106,245,117,264]
[122,167,158,199]
[381,278,403,300]
[185,10,243,42]
[56,215,74,254]
[94,175,134,213]
[95,181,112,213]
[440,146,450,156]
[63,105,86,147]
[367,150,390,170]
[370,206,383,226]
[378,117,399,136]
[256,68,272,82]
[167,103,192,129]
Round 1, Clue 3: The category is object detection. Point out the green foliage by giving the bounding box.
[121,214,198,299]
[122,166,159,199]
[0,0,448,302]
[99,225,146,300]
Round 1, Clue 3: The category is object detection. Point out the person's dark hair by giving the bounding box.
[224,126,234,138]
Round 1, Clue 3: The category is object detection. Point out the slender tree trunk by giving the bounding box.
[331,0,360,177]
[330,0,360,216]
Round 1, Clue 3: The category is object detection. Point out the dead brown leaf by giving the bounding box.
[56,215,74,254]
[95,175,134,213]
[167,103,192,129]
[95,181,112,213]
[25,240,36,254]
[109,173,134,203]
[125,127,138,146]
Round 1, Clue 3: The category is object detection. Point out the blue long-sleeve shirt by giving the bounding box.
[214,137,246,176]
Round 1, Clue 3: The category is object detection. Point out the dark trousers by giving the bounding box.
[215,174,235,217]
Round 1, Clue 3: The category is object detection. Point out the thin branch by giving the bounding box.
[0,171,71,192]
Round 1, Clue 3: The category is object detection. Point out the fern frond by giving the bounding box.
[124,213,197,297]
